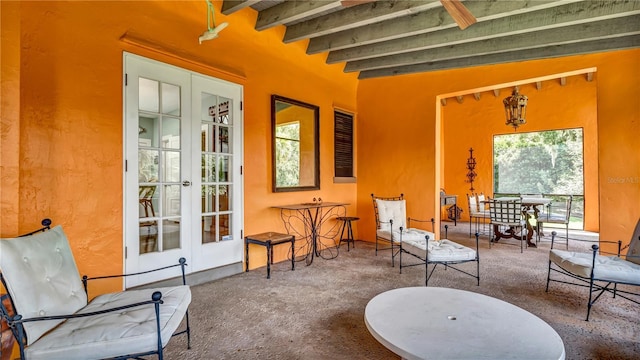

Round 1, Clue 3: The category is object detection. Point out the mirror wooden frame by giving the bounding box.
[271,95,320,192]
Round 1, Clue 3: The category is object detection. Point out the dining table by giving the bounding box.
[491,196,551,248]
[272,201,347,265]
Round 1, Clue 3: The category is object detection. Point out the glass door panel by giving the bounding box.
[200,94,233,244]
[137,76,183,255]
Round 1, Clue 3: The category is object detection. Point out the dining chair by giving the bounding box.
[489,198,527,252]
[467,193,490,238]
[475,193,491,236]
[537,195,573,249]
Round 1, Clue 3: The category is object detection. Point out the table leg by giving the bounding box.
[245,239,249,272]
[266,241,272,279]
[290,237,295,271]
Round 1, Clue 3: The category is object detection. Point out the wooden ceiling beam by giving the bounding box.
[282,0,441,43]
[255,1,344,31]
[325,0,640,62]
[343,16,640,72]
[359,34,640,79]
[221,0,261,15]
[308,0,575,54]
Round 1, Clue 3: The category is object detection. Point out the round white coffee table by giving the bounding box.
[365,287,565,360]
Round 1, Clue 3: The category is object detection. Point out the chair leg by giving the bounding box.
[338,221,347,249]
[545,260,552,292]
[586,277,595,321]
[347,220,355,250]
[565,225,569,250]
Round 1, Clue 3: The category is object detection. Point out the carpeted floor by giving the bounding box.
[164,223,639,360]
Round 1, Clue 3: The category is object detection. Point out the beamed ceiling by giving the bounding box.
[221,0,640,79]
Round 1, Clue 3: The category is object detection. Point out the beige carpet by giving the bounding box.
[164,223,639,359]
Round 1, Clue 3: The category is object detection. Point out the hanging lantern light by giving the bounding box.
[503,87,528,131]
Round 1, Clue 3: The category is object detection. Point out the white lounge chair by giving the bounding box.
[0,220,191,359]
[546,218,640,320]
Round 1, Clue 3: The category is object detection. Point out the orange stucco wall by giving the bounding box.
[1,1,358,295]
[442,75,599,232]
[2,0,639,297]
[357,49,640,255]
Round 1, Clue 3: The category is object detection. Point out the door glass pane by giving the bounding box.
[219,185,230,211]
[219,126,230,153]
[202,215,216,244]
[163,151,181,182]
[138,185,158,254]
[162,83,181,116]
[202,154,216,182]
[162,117,181,149]
[139,78,159,112]
[218,156,230,182]
[219,96,231,124]
[139,150,159,182]
[139,115,159,147]
[201,123,215,152]
[163,185,181,217]
[162,219,180,250]
[220,214,231,241]
[202,185,216,213]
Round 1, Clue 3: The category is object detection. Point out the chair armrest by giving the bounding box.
[551,231,622,256]
[82,258,188,293]
[8,292,164,326]
[407,217,435,232]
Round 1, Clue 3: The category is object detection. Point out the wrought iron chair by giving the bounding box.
[0,219,191,359]
[398,221,480,286]
[537,194,573,249]
[489,197,528,253]
[371,193,433,267]
[546,218,640,320]
[471,193,491,237]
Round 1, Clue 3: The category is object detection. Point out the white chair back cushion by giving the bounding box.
[626,218,640,265]
[0,225,88,345]
[376,199,407,231]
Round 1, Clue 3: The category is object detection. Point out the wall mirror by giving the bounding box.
[272,95,320,192]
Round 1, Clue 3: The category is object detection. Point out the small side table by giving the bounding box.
[245,232,295,279]
[336,216,359,251]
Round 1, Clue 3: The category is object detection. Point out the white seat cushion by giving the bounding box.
[376,228,434,243]
[401,236,477,263]
[24,285,191,360]
[550,249,640,284]
[427,240,477,262]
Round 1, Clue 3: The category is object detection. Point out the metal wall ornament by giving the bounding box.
[465,148,477,192]
[503,88,528,131]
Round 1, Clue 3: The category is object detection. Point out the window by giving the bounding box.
[334,111,354,180]
[493,128,584,228]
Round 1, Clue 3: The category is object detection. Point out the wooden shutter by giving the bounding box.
[334,111,353,178]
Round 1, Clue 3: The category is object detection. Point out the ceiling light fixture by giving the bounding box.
[503,87,528,131]
[199,0,228,44]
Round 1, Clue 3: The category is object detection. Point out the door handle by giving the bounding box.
[182,180,191,187]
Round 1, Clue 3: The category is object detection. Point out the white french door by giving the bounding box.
[123,53,243,287]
